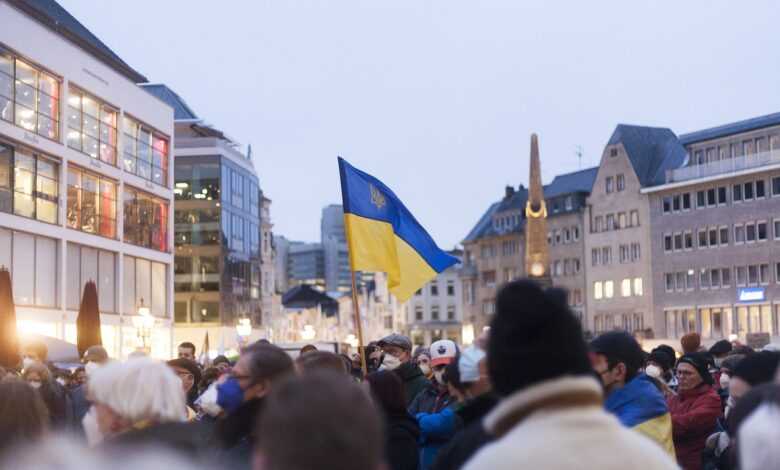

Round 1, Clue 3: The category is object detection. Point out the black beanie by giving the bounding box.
[648,350,674,372]
[677,353,714,385]
[488,279,592,396]
[709,339,733,357]
[653,345,677,362]
[590,331,645,377]
[732,351,780,386]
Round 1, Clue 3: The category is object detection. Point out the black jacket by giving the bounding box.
[386,412,420,470]
[430,393,499,470]
[395,362,430,407]
[105,421,209,457]
[213,399,265,470]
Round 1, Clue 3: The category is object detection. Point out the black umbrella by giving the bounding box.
[76,280,102,358]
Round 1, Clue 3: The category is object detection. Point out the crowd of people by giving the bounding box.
[1,280,779,470]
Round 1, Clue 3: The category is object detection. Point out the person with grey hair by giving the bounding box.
[86,357,205,457]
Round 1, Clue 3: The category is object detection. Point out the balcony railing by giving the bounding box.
[667,149,780,183]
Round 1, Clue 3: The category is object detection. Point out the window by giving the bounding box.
[631,242,641,260]
[756,180,766,198]
[663,196,672,214]
[684,232,693,250]
[744,181,754,200]
[573,225,580,241]
[707,188,716,206]
[633,278,643,296]
[682,193,691,210]
[719,227,729,246]
[736,266,747,286]
[711,269,720,288]
[565,196,573,210]
[664,234,673,252]
[733,184,743,202]
[621,278,631,297]
[604,281,614,299]
[721,268,731,287]
[481,271,496,287]
[700,269,709,289]
[66,167,117,238]
[431,305,439,321]
[594,281,603,299]
[709,227,717,247]
[757,221,768,241]
[618,212,626,229]
[746,222,756,242]
[482,301,494,315]
[0,53,59,139]
[748,265,758,285]
[773,176,780,196]
[447,305,455,320]
[610,148,618,157]
[553,260,561,276]
[673,233,683,251]
[602,247,612,265]
[675,272,685,292]
[630,210,639,226]
[775,219,780,240]
[563,229,571,243]
[123,186,169,252]
[697,190,706,208]
[1,228,57,307]
[686,270,695,290]
[616,174,625,191]
[446,280,455,296]
[606,214,615,230]
[592,248,601,266]
[123,116,169,186]
[606,176,614,193]
[414,306,423,321]
[563,259,571,275]
[698,229,707,248]
[665,273,674,292]
[124,255,167,317]
[619,244,629,263]
[777,263,780,284]
[671,195,680,212]
[573,289,582,306]
[760,264,770,284]
[718,187,727,205]
[430,283,439,296]
[594,216,603,232]
[573,258,581,273]
[66,243,116,312]
[2,146,59,224]
[735,224,745,244]
[231,169,243,208]
[66,87,117,165]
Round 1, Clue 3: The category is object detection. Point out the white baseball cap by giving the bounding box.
[430,340,458,367]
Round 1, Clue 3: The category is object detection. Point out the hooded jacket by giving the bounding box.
[463,376,679,470]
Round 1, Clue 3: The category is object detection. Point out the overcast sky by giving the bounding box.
[60,0,780,248]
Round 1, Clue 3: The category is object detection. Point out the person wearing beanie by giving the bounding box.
[728,351,780,413]
[667,353,721,470]
[681,332,702,355]
[431,346,498,470]
[409,339,459,470]
[463,280,678,470]
[590,332,675,457]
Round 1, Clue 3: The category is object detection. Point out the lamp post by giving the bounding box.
[132,299,154,353]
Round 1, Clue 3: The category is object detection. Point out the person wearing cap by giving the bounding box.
[463,280,678,470]
[667,353,722,470]
[590,331,675,457]
[431,345,498,470]
[409,339,459,470]
[378,333,430,406]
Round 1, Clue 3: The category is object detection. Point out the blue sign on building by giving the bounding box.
[737,287,766,303]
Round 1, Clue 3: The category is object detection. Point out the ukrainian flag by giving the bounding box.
[338,158,458,302]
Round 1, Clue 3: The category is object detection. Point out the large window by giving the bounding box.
[122,116,169,186]
[0,228,57,307]
[0,144,58,224]
[123,187,169,252]
[67,166,117,238]
[66,87,117,164]
[0,52,59,140]
[123,255,168,317]
[173,161,219,200]
[66,243,116,313]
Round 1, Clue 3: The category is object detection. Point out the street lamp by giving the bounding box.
[345,333,358,349]
[132,299,154,352]
[236,318,252,346]
[301,324,316,341]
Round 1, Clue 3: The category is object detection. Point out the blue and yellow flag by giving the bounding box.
[338,158,458,302]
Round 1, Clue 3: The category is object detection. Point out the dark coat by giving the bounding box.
[668,384,722,470]
[395,362,430,407]
[430,393,498,470]
[408,383,454,416]
[386,412,420,470]
[40,379,72,429]
[213,399,265,470]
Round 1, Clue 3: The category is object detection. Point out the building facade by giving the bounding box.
[321,204,351,293]
[0,0,174,358]
[406,250,463,346]
[646,115,780,343]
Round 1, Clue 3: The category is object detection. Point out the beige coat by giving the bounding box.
[463,376,679,470]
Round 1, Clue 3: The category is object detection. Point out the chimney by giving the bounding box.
[505,185,515,199]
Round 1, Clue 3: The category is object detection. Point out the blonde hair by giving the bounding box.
[88,358,186,425]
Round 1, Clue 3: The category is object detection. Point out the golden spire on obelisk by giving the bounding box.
[524,133,551,283]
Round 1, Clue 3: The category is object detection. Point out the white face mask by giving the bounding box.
[22,357,35,370]
[28,380,42,389]
[645,365,662,379]
[720,374,730,390]
[434,370,445,385]
[418,363,431,376]
[381,354,402,371]
[85,361,99,377]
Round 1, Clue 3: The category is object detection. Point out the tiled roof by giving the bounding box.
[140,84,198,120]
[9,0,147,83]
[678,111,780,145]
[544,166,598,198]
[608,124,687,187]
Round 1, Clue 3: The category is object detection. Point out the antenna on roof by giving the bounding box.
[575,145,583,169]
[247,144,253,161]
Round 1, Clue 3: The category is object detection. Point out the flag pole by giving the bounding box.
[350,269,368,376]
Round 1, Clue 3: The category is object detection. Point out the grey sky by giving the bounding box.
[60,0,780,248]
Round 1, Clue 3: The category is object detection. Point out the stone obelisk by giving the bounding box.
[524,133,551,286]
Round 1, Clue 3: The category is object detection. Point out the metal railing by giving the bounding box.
[667,149,780,183]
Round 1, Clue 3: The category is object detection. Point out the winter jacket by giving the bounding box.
[431,393,498,470]
[395,362,430,407]
[409,384,457,470]
[667,384,722,470]
[409,384,454,415]
[463,376,679,470]
[385,412,420,470]
[104,421,210,458]
[605,373,676,457]
[213,398,265,470]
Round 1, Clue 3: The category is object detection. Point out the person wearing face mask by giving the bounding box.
[378,334,430,406]
[409,340,458,470]
[431,345,498,470]
[211,342,295,470]
[413,347,434,380]
[22,361,68,430]
[646,349,676,399]
[589,332,676,457]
